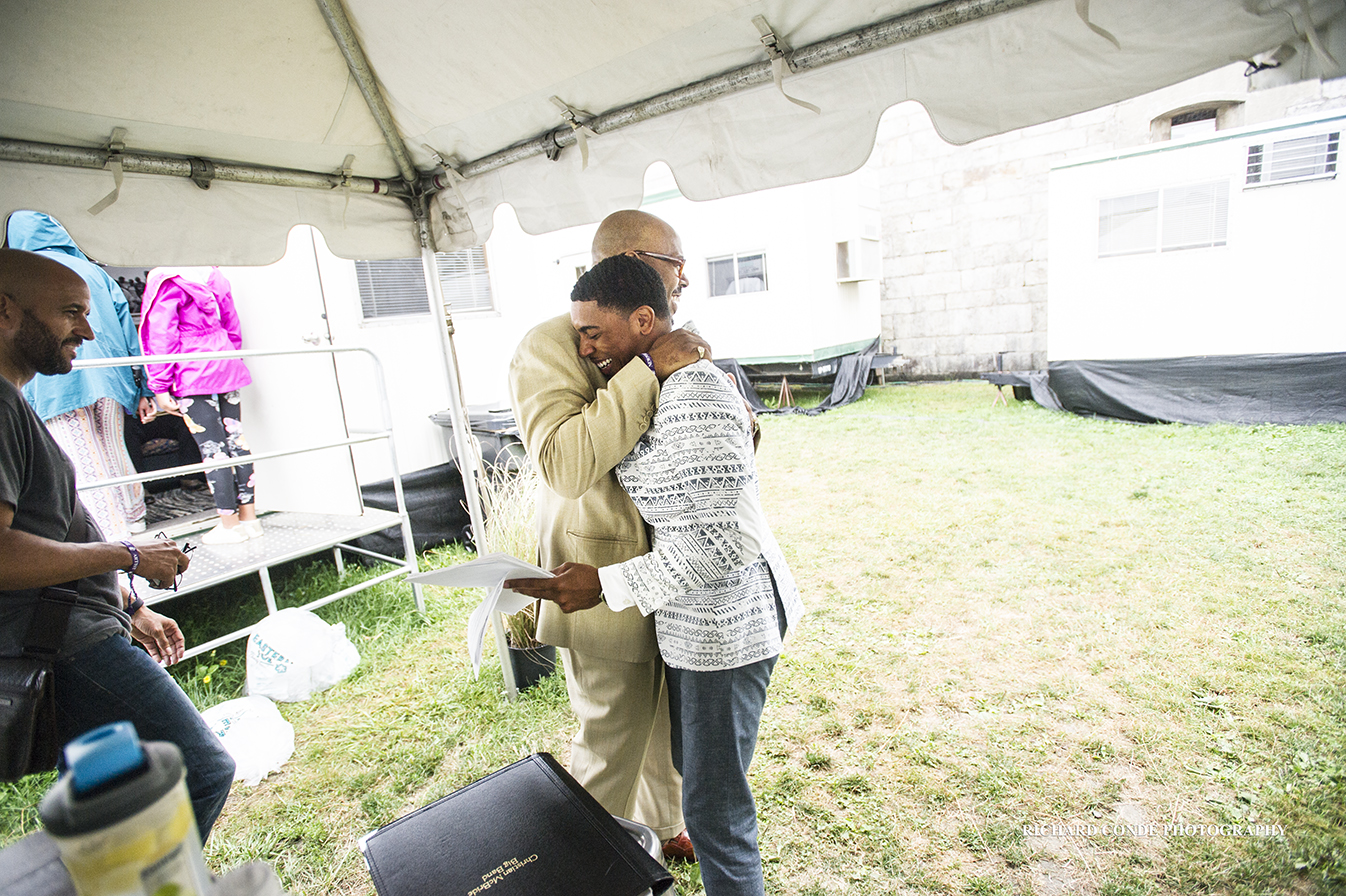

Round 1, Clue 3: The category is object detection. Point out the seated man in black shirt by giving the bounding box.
[0,248,234,841]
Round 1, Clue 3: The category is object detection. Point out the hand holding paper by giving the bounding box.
[407,553,554,676]
[504,563,604,614]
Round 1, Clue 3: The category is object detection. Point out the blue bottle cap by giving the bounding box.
[65,722,147,796]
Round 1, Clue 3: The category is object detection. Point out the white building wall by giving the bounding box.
[1050,113,1346,360]
[639,167,881,362]
[156,230,364,516]
[205,163,880,487]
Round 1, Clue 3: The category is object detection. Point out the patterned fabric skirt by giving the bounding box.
[45,397,146,540]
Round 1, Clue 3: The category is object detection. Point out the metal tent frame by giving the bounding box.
[92,0,1043,698]
[0,0,1062,693]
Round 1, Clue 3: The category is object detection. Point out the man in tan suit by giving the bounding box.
[507,210,706,859]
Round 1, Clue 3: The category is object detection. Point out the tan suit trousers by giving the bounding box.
[561,648,683,840]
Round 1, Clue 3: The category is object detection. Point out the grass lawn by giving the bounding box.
[2,380,1342,895]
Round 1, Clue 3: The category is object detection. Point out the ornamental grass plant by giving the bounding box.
[476,459,543,649]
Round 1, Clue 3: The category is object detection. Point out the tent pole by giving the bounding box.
[417,213,518,700]
[0,137,400,194]
[313,0,419,184]
[418,243,487,549]
[315,0,517,697]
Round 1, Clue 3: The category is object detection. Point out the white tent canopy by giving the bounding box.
[3,0,1342,266]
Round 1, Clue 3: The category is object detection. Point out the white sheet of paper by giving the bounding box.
[408,553,553,676]
[407,552,551,587]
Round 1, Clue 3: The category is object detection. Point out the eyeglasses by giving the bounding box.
[154,532,196,592]
[633,250,687,279]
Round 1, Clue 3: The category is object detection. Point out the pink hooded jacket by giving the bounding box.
[140,267,252,397]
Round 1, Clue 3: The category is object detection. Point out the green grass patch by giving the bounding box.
[2,381,1343,895]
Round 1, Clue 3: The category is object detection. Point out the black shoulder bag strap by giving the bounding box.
[20,501,88,659]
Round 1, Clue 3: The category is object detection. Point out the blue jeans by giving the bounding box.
[665,597,787,896]
[53,634,235,842]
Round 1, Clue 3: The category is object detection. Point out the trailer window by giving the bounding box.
[1098,192,1158,257]
[1246,132,1339,187]
[1161,182,1228,252]
[355,246,494,321]
[1098,181,1227,257]
[708,252,768,296]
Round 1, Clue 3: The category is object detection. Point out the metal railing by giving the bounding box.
[69,345,423,659]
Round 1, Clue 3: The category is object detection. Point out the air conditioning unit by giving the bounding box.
[836,238,880,282]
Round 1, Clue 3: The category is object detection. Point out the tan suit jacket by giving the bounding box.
[508,313,660,662]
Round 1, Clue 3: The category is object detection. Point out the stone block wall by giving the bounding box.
[875,104,1107,377]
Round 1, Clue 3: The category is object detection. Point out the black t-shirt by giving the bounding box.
[0,377,127,657]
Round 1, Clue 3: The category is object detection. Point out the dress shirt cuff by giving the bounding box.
[597,565,640,613]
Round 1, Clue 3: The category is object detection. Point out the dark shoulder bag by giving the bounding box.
[0,502,87,781]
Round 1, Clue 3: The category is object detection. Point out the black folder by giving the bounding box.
[359,752,674,896]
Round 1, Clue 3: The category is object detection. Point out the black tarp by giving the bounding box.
[1025,371,1064,411]
[713,358,771,413]
[1048,353,1346,424]
[804,338,881,415]
[981,371,1065,411]
[351,461,472,559]
[717,338,881,417]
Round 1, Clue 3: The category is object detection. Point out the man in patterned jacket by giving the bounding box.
[508,255,804,896]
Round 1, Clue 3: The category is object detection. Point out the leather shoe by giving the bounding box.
[661,831,696,862]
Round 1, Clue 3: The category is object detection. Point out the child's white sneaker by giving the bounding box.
[201,523,249,545]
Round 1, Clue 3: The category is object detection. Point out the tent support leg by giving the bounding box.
[419,243,519,701]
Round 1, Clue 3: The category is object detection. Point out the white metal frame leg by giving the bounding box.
[259,567,278,615]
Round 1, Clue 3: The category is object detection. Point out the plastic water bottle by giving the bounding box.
[39,722,212,896]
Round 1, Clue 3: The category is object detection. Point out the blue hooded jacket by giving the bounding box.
[7,211,149,420]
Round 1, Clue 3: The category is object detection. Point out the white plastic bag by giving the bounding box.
[202,695,295,786]
[245,607,361,702]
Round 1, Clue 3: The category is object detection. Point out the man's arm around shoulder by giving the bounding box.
[508,317,659,500]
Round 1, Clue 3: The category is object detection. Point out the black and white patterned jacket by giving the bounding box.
[597,361,804,671]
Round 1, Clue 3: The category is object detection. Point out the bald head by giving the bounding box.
[0,248,93,387]
[594,209,689,310]
[592,210,688,310]
[592,210,678,261]
[0,248,86,302]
